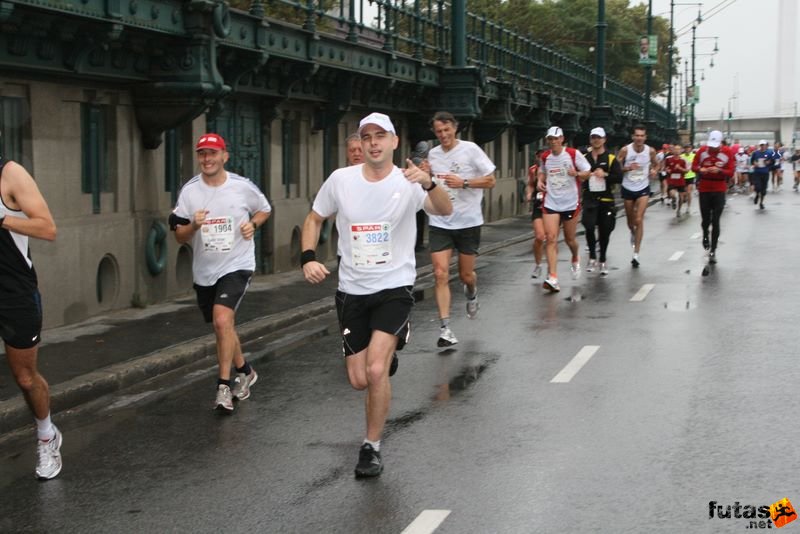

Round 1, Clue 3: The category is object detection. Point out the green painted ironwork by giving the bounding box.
[3,0,675,143]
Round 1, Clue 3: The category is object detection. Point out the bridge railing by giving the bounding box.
[255,0,670,122]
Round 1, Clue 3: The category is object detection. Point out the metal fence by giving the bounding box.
[257,0,669,121]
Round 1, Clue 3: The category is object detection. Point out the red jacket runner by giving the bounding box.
[692,145,735,193]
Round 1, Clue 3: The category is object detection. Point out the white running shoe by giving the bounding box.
[463,284,479,319]
[214,384,234,412]
[571,261,581,280]
[531,264,543,279]
[586,259,597,273]
[543,276,560,292]
[231,369,258,401]
[437,327,458,347]
[631,254,640,268]
[35,426,63,480]
[599,262,609,276]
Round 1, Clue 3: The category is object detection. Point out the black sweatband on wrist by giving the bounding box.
[300,249,317,266]
[423,181,437,192]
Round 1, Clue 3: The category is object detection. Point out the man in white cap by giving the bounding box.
[616,124,658,268]
[171,133,272,412]
[301,112,452,477]
[537,126,591,291]
[749,140,775,209]
[691,130,734,263]
[426,111,496,346]
[581,127,623,276]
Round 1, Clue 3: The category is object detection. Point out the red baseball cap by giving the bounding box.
[195,133,226,151]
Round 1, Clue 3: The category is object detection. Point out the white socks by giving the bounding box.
[36,414,55,441]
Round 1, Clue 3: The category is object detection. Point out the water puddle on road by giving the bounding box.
[433,354,499,401]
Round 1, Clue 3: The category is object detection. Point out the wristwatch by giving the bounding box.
[463,179,470,189]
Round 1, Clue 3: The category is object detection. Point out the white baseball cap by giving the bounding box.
[707,130,723,148]
[590,127,606,138]
[546,126,563,138]
[758,139,767,145]
[358,112,396,135]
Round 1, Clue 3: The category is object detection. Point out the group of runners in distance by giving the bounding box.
[5,107,795,483]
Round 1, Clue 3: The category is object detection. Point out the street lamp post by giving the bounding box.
[595,0,607,105]
[689,29,718,145]
[644,0,653,120]
[668,2,702,129]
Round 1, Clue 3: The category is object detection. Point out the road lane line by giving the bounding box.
[668,251,684,261]
[401,510,451,534]
[630,283,655,302]
[690,232,701,240]
[551,345,600,383]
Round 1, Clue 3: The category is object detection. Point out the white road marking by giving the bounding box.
[668,251,684,261]
[401,510,451,534]
[630,283,655,302]
[551,345,600,383]
[690,232,701,240]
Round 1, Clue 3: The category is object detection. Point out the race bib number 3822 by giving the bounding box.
[351,222,392,267]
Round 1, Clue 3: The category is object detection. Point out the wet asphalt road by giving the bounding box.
[2,191,800,533]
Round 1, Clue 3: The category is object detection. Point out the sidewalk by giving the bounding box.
[0,214,537,434]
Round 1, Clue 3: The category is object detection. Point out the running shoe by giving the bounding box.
[35,426,63,480]
[753,195,758,205]
[437,327,458,347]
[214,384,234,412]
[531,264,543,279]
[631,254,640,268]
[543,276,560,292]
[354,443,383,478]
[389,353,398,377]
[760,203,765,210]
[702,236,710,251]
[599,262,609,276]
[231,368,258,401]
[463,284,479,319]
[586,259,597,273]
[571,261,581,280]
[709,251,717,264]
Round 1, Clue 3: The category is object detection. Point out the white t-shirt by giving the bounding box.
[541,148,591,212]
[313,164,427,295]
[735,153,750,172]
[173,172,271,286]
[622,143,653,192]
[427,140,496,230]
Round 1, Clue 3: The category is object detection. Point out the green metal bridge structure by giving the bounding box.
[1,0,675,157]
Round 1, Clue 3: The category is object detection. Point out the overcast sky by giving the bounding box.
[634,0,800,120]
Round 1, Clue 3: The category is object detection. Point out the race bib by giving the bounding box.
[435,174,457,201]
[548,167,569,189]
[670,173,682,180]
[351,222,392,268]
[201,216,235,253]
[629,168,646,182]
[756,158,765,168]
[589,174,606,192]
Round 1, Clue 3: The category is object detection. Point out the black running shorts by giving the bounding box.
[621,185,651,200]
[335,286,414,356]
[194,270,253,323]
[0,289,43,349]
[428,225,481,255]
